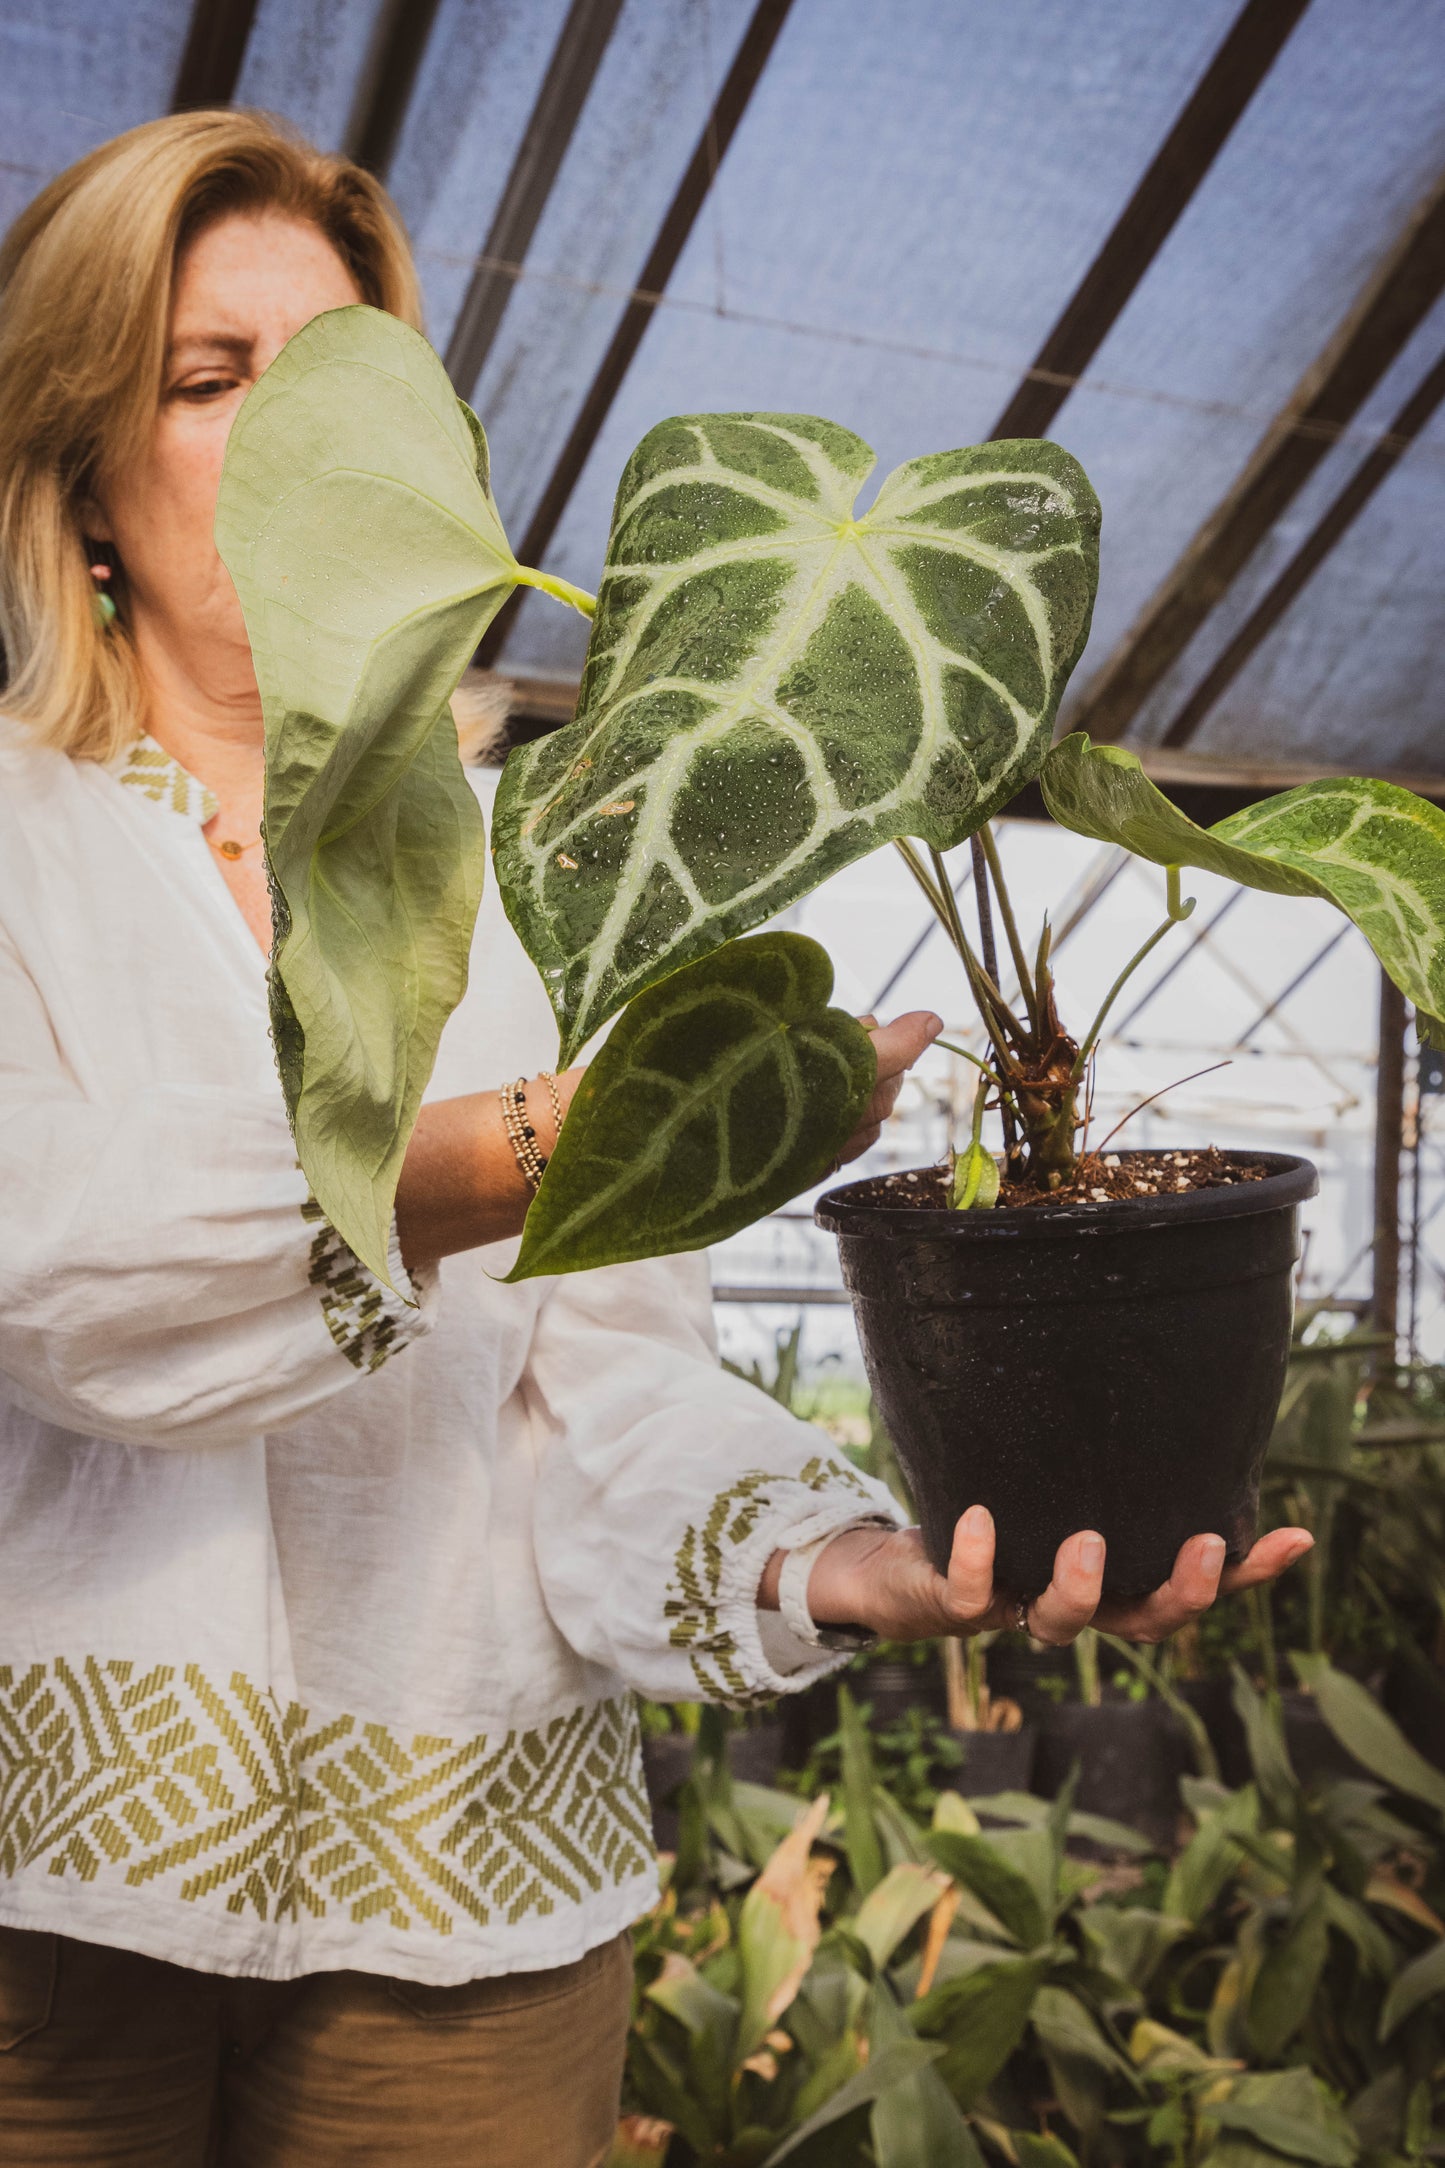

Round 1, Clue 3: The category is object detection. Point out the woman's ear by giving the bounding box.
[77,495,114,545]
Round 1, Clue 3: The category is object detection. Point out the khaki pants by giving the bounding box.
[0,1924,631,2166]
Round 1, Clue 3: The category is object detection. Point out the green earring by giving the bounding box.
[89,561,117,629]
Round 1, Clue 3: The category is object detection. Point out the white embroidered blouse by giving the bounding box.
[0,718,900,1986]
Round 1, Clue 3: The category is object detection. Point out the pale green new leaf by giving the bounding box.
[216,306,527,1282]
[505,933,873,1280]
[952,1142,1001,1210]
[494,419,1099,1061]
[1040,734,1445,1048]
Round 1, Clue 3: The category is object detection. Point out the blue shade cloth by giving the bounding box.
[0,0,1442,778]
[235,0,392,155]
[0,0,193,230]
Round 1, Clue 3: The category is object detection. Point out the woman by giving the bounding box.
[0,111,1309,2166]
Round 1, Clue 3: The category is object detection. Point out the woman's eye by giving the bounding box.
[174,377,235,402]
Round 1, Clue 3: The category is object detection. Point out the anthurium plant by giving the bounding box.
[215,306,1445,1288]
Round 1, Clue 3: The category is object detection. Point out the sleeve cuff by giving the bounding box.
[666,1462,907,1707]
[303,1203,440,1375]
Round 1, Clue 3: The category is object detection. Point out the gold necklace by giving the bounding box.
[208,833,262,861]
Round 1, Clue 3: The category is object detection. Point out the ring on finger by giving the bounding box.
[1011,1598,1029,1635]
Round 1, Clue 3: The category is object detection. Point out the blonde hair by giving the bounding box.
[0,109,424,763]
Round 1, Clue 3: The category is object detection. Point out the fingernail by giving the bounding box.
[1080,1533,1104,1574]
[1201,1535,1226,1572]
[961,1503,992,1538]
[925,1014,943,1038]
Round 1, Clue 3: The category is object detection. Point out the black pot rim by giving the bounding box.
[815,1147,1318,1243]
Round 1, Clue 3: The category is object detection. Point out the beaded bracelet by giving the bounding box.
[500,1077,547,1192]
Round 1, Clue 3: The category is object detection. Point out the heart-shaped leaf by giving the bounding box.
[493,418,1099,1062]
[216,306,528,1283]
[505,932,874,1280]
[1040,734,1445,1048]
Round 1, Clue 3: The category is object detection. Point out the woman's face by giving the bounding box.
[97,209,363,685]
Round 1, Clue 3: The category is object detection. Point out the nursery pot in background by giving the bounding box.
[816,1151,1318,1600]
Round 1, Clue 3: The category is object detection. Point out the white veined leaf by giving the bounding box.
[1040,734,1445,1051]
[494,416,1100,1063]
[216,307,536,1284]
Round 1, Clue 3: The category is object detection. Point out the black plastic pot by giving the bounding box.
[1033,1699,1191,1850]
[817,1151,1318,1600]
[952,1724,1038,1798]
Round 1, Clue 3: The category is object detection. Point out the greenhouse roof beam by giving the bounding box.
[444,0,626,397]
[1075,168,1445,745]
[989,0,1311,441]
[477,0,797,665]
[1160,342,1445,748]
[344,0,444,178]
[171,0,260,110]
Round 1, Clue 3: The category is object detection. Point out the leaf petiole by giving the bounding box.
[512,564,598,618]
[1069,864,1196,1082]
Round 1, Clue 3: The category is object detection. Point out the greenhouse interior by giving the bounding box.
[2,0,1444,2161]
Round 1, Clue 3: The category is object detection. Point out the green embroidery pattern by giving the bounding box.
[0,1660,650,1934]
[300,1194,412,1373]
[665,1455,874,1703]
[114,735,219,823]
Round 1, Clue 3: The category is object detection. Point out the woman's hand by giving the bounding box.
[773,1506,1313,1647]
[837,1011,943,1165]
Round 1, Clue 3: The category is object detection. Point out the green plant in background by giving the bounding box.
[615,1658,1444,2166]
[217,305,1445,1282]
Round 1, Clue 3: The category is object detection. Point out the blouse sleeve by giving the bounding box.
[522,1249,907,1706]
[0,927,435,1448]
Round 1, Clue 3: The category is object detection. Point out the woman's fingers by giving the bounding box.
[1219,1526,1314,1594]
[1026,1530,1106,1645]
[866,1012,942,1099]
[1094,1527,1313,1643]
[1093,1533,1228,1644]
[836,1011,941,1165]
[943,1504,1003,1629]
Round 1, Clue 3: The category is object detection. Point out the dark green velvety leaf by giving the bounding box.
[1292,1654,1445,1816]
[761,2040,947,2166]
[216,306,525,1282]
[1040,735,1445,1049]
[924,1830,1049,1947]
[494,422,1099,1061]
[1379,1937,1445,2040]
[911,1955,1052,2107]
[1247,1895,1328,2059]
[1204,2069,1359,2166]
[505,932,874,1280]
[870,1976,985,2168]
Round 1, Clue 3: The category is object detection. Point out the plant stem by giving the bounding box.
[937,1039,1011,1097]
[927,843,973,965]
[1070,865,1196,1082]
[1074,1627,1101,1709]
[894,842,1019,1065]
[894,839,955,935]
[979,824,1038,1030]
[512,564,597,617]
[1096,1632,1220,1781]
[969,834,1002,988]
[967,836,1020,1158]
[1249,1584,1280,1700]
